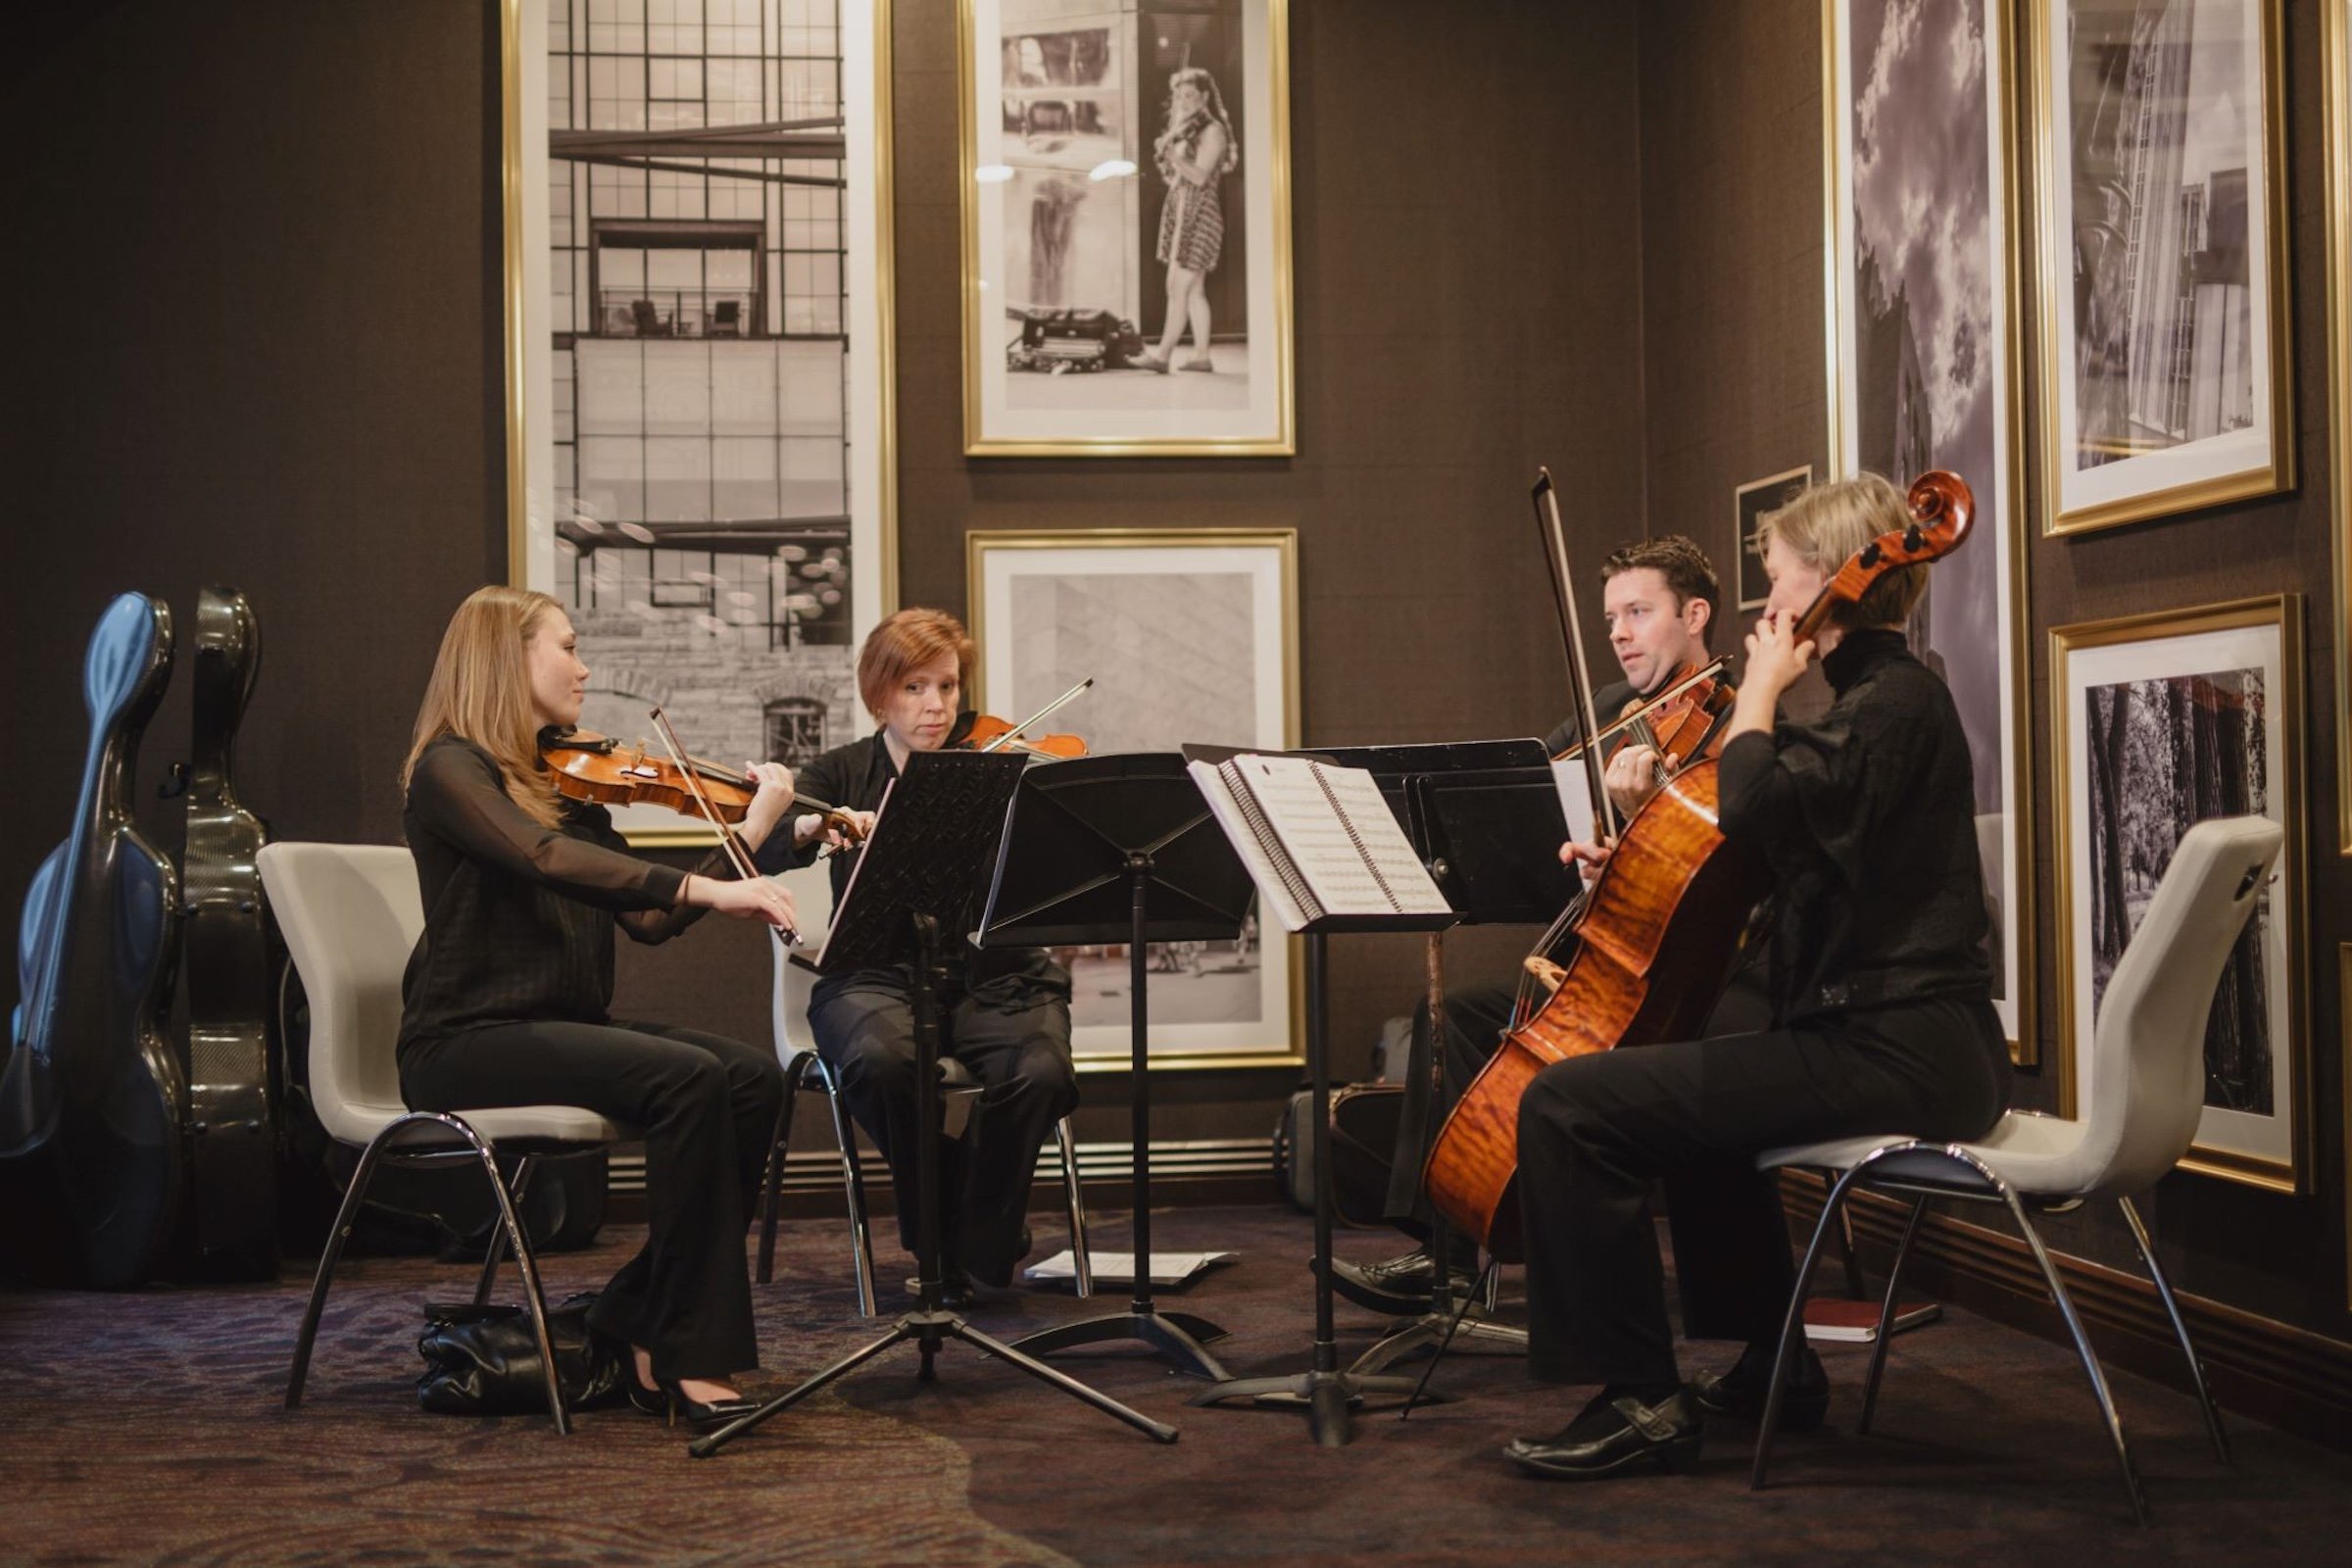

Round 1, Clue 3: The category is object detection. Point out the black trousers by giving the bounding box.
[399,1017,787,1382]
[1516,997,2009,1387]
[809,968,1078,1287]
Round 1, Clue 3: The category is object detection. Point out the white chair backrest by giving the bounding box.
[257,843,423,1148]
[767,863,838,1070]
[2075,815,2282,1196]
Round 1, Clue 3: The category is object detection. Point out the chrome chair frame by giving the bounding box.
[1752,1138,2231,1528]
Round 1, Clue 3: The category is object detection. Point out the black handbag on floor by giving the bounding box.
[415,1293,628,1415]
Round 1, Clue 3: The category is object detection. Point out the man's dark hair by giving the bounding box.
[1600,535,1721,648]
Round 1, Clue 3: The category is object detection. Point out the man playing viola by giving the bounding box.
[1333,535,1761,1312]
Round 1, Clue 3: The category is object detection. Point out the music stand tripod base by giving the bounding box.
[1348,1296,1529,1378]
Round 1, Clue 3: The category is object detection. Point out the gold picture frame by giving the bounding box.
[2050,595,2306,1191]
[967,527,1301,1069]
[1821,0,2035,1064]
[957,0,1295,456]
[501,0,900,846]
[2026,0,2294,536]
[2326,0,2352,855]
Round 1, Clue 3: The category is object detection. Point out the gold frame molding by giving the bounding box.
[2026,0,2294,537]
[499,0,901,846]
[956,0,1295,457]
[2048,594,2307,1192]
[965,526,1303,1070]
[1820,0,2035,1065]
[2327,0,2352,856]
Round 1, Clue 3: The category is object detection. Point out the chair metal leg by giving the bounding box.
[818,1058,878,1317]
[471,1137,572,1437]
[2004,1188,2147,1526]
[285,1120,403,1409]
[1834,1175,1871,1299]
[473,1154,536,1305]
[1055,1116,1092,1298]
[2120,1195,2230,1466]
[1856,1195,1930,1434]
[1752,1163,1865,1492]
[755,1068,802,1286]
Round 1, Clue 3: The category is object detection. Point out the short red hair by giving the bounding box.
[858,608,974,719]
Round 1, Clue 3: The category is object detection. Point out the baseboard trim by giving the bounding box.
[1783,1173,2352,1452]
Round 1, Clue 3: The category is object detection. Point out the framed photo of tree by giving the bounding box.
[2051,595,2306,1191]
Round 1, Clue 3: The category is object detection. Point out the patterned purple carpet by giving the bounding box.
[7,1203,2352,1565]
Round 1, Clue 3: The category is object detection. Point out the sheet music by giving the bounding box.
[1299,761,1450,915]
[1191,755,1449,929]
[1187,760,1311,932]
[1550,758,1597,847]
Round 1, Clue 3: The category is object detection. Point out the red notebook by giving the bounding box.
[1803,1297,1942,1344]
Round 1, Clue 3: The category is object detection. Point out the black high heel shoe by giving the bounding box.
[658,1380,758,1432]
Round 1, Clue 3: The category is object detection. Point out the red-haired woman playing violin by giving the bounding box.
[396,586,799,1428]
[756,608,1077,1307]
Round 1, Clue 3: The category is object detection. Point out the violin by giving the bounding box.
[1423,468,1976,1260]
[540,727,868,845]
[949,712,1088,760]
[1551,659,1740,776]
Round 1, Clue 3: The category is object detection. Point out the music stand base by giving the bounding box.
[1348,1306,1528,1377]
[1188,1366,1436,1447]
[1010,1307,1234,1381]
[688,1307,1178,1456]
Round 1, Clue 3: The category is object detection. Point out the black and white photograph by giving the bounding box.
[1733,466,1809,612]
[969,529,1299,1064]
[513,0,895,838]
[961,0,1293,454]
[2035,0,2291,532]
[2057,597,2304,1190]
[1829,0,2029,1050]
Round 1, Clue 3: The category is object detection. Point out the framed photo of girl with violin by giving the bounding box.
[968,527,1302,1068]
[958,0,1296,456]
[499,0,899,843]
[1823,0,2034,1061]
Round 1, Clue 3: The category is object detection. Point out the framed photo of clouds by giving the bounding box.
[1824,0,2034,1060]
[2051,595,2307,1192]
[958,0,1294,456]
[968,528,1300,1067]
[502,0,899,844]
[2028,0,2293,535]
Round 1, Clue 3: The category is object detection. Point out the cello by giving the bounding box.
[1423,469,1976,1260]
[0,593,186,1287]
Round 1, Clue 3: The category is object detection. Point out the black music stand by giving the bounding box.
[1180,748,1457,1447]
[690,750,1176,1456]
[977,753,1251,1380]
[1311,740,1565,1381]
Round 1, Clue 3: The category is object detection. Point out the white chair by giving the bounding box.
[753,861,1091,1312]
[261,843,633,1435]
[1749,816,2281,1524]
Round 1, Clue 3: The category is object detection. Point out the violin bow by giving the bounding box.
[646,708,801,948]
[978,676,1094,753]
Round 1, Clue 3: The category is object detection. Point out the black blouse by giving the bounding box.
[1715,629,1990,1024]
[396,735,723,1052]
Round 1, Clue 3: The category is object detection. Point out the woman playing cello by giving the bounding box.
[1504,473,2010,1481]
[396,587,800,1428]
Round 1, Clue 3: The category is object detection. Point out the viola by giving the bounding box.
[1551,659,1740,776]
[1423,469,1976,1260]
[540,727,866,844]
[949,711,1088,760]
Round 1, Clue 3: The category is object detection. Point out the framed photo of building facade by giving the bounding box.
[503,0,898,843]
[1733,466,1810,612]
[2051,595,2306,1191]
[968,529,1299,1066]
[958,0,1294,456]
[1824,0,2034,1059]
[2028,0,2293,535]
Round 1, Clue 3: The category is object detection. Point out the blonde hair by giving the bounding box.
[1753,472,1927,629]
[403,585,569,828]
[858,608,974,721]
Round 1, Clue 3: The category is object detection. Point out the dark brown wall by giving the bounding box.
[1,1,1649,1156]
[1636,0,2350,1342]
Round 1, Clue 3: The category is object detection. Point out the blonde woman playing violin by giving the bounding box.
[396,586,799,1430]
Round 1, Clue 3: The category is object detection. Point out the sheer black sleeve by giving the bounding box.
[752,744,853,877]
[410,740,687,913]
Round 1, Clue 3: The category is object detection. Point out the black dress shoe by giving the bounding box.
[1689,1344,1831,1431]
[1319,1244,1476,1315]
[659,1381,759,1432]
[1503,1389,1705,1480]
